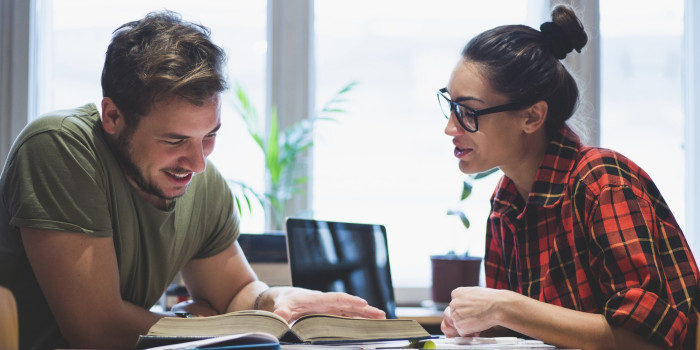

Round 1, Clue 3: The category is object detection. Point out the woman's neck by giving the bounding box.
[502,134,549,202]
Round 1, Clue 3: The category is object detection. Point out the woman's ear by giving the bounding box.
[101,97,124,136]
[522,100,548,134]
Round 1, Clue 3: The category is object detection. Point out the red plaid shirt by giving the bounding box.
[485,126,699,349]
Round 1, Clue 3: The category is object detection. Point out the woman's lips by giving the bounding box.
[454,146,472,158]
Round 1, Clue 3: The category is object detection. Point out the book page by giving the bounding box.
[146,310,291,339]
[289,315,430,343]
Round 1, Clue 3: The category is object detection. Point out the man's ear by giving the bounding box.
[522,100,548,134]
[101,97,124,136]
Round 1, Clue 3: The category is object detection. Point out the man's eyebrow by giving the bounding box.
[209,123,222,134]
[161,123,222,139]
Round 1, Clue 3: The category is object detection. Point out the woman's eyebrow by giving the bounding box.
[454,95,485,104]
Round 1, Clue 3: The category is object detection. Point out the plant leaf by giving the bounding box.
[227,179,265,215]
[232,84,268,153]
[460,180,473,201]
[447,209,470,229]
[229,81,357,230]
[320,81,358,116]
[266,108,281,185]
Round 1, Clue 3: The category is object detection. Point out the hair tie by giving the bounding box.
[540,22,574,60]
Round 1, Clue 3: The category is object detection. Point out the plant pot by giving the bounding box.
[430,255,482,304]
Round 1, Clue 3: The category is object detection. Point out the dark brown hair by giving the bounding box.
[461,5,588,138]
[101,10,228,127]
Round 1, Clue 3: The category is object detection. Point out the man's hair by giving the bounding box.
[101,10,228,127]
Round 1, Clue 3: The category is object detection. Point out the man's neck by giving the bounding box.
[125,175,171,210]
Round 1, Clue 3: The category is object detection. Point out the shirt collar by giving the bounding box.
[493,126,582,213]
[529,126,581,207]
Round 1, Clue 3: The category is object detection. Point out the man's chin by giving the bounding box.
[160,186,189,200]
[136,181,189,202]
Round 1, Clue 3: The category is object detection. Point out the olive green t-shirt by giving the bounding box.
[0,104,238,349]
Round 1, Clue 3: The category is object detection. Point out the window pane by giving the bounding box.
[314,0,545,287]
[38,0,267,232]
[600,1,685,229]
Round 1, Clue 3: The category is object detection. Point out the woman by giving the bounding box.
[439,5,699,350]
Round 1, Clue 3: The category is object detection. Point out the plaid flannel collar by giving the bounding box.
[493,126,582,213]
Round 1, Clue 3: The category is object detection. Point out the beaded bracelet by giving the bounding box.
[253,289,268,310]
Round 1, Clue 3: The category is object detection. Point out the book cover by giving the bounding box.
[141,332,281,350]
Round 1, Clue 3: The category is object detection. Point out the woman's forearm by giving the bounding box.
[494,291,661,350]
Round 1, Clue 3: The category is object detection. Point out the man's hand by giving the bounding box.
[170,299,218,317]
[260,287,386,322]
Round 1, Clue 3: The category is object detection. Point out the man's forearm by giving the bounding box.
[66,300,160,349]
[226,280,270,313]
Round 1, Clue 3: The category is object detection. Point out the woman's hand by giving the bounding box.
[441,305,463,337]
[445,287,514,337]
[262,287,386,323]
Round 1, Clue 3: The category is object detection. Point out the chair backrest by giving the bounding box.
[0,286,18,350]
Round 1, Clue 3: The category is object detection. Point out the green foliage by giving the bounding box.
[446,167,499,255]
[230,81,357,230]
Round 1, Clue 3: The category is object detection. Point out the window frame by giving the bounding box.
[0,0,37,167]
[684,0,700,252]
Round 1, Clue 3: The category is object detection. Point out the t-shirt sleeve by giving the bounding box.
[189,163,239,259]
[5,128,112,236]
[588,185,694,348]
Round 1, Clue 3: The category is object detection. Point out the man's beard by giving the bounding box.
[107,128,187,202]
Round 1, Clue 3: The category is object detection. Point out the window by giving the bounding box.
[18,0,696,293]
[313,0,547,288]
[314,0,691,290]
[36,0,268,233]
[599,0,686,229]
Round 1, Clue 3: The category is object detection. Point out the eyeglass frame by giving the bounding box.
[437,87,528,133]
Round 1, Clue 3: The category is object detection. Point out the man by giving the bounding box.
[0,11,384,350]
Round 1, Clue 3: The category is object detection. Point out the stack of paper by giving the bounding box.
[416,337,555,349]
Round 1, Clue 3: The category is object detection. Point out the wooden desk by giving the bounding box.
[395,306,444,334]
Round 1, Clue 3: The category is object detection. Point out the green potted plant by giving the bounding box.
[228,82,356,231]
[430,168,498,305]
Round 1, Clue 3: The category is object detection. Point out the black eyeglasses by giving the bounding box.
[437,87,526,132]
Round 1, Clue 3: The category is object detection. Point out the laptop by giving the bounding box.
[285,218,397,319]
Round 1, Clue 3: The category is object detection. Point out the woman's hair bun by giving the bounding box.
[541,5,588,60]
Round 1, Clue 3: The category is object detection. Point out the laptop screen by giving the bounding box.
[285,218,397,319]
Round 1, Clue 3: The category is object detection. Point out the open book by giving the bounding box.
[135,310,431,349]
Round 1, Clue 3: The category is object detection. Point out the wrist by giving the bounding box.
[491,290,519,326]
[493,289,523,328]
[253,288,270,310]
